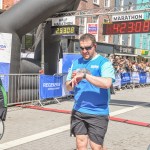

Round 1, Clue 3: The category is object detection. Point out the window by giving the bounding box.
[22,32,35,50]
[103,35,109,43]
[25,34,34,50]
[79,18,85,26]
[74,41,80,53]
[93,0,99,5]
[79,26,85,35]
[148,34,150,50]
[79,17,87,35]
[92,16,98,23]
[61,39,68,53]
[140,34,143,49]
[103,18,109,23]
[119,0,124,11]
[120,0,124,6]
[104,0,110,7]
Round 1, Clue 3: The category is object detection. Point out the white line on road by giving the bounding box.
[0,125,70,150]
[110,102,149,116]
[0,102,149,150]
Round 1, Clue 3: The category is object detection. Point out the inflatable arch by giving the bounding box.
[0,0,80,102]
[0,0,80,74]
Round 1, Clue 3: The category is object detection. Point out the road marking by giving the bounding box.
[110,102,149,116]
[0,125,70,150]
[0,102,149,149]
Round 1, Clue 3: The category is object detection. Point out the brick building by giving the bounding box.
[0,0,116,53]
[76,0,115,43]
[2,0,19,10]
[1,0,115,44]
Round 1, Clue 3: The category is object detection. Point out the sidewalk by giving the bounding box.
[0,87,150,150]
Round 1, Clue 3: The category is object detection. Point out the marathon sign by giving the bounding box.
[52,16,75,26]
[112,13,144,22]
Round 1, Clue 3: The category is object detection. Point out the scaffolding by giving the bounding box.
[51,2,150,17]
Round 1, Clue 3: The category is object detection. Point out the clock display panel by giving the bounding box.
[103,20,150,35]
[51,25,79,35]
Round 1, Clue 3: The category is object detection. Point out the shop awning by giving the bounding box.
[114,53,138,57]
[143,56,150,59]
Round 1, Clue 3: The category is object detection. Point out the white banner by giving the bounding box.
[0,33,12,63]
[112,13,144,22]
[52,16,75,26]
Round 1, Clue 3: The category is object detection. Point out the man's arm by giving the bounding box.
[65,80,74,91]
[69,61,115,89]
[84,74,112,89]
[65,71,82,91]
[70,72,112,89]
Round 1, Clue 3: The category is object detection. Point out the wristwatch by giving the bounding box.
[83,73,86,79]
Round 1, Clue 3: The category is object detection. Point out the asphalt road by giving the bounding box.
[0,86,150,150]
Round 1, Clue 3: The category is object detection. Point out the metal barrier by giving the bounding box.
[0,72,150,105]
[0,74,39,106]
[113,72,150,90]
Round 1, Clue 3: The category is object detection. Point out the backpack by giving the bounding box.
[0,79,7,121]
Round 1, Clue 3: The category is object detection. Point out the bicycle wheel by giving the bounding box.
[0,118,4,140]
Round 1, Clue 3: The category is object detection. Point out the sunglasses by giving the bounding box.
[80,45,94,51]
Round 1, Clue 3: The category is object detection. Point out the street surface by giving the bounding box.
[0,87,150,150]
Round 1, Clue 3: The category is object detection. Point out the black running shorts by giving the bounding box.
[70,110,109,145]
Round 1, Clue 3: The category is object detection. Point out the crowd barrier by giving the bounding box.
[0,74,39,105]
[39,74,63,100]
[113,72,150,89]
[39,74,72,103]
[0,72,150,105]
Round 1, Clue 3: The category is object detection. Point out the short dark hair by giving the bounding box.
[79,33,96,44]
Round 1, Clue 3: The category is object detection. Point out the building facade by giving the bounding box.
[77,0,115,44]
[135,0,150,50]
[113,0,150,60]
[2,0,19,10]
[1,0,149,61]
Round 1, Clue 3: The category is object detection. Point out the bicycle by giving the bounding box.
[0,79,7,140]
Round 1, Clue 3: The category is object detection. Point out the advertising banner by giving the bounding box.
[112,13,144,22]
[131,72,140,83]
[146,72,150,84]
[0,63,10,92]
[52,16,75,26]
[121,72,131,85]
[40,75,63,99]
[0,33,12,63]
[87,23,98,35]
[0,33,12,91]
[113,73,121,88]
[62,54,81,73]
[139,72,146,84]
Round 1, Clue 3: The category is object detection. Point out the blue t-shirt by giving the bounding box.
[66,54,115,115]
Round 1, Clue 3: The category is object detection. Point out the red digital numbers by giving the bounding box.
[143,21,149,32]
[135,21,142,32]
[128,22,134,33]
[103,20,150,35]
[105,24,113,35]
[113,24,119,33]
[120,23,126,33]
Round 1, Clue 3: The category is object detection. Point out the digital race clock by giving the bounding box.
[103,20,150,35]
[51,25,79,35]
